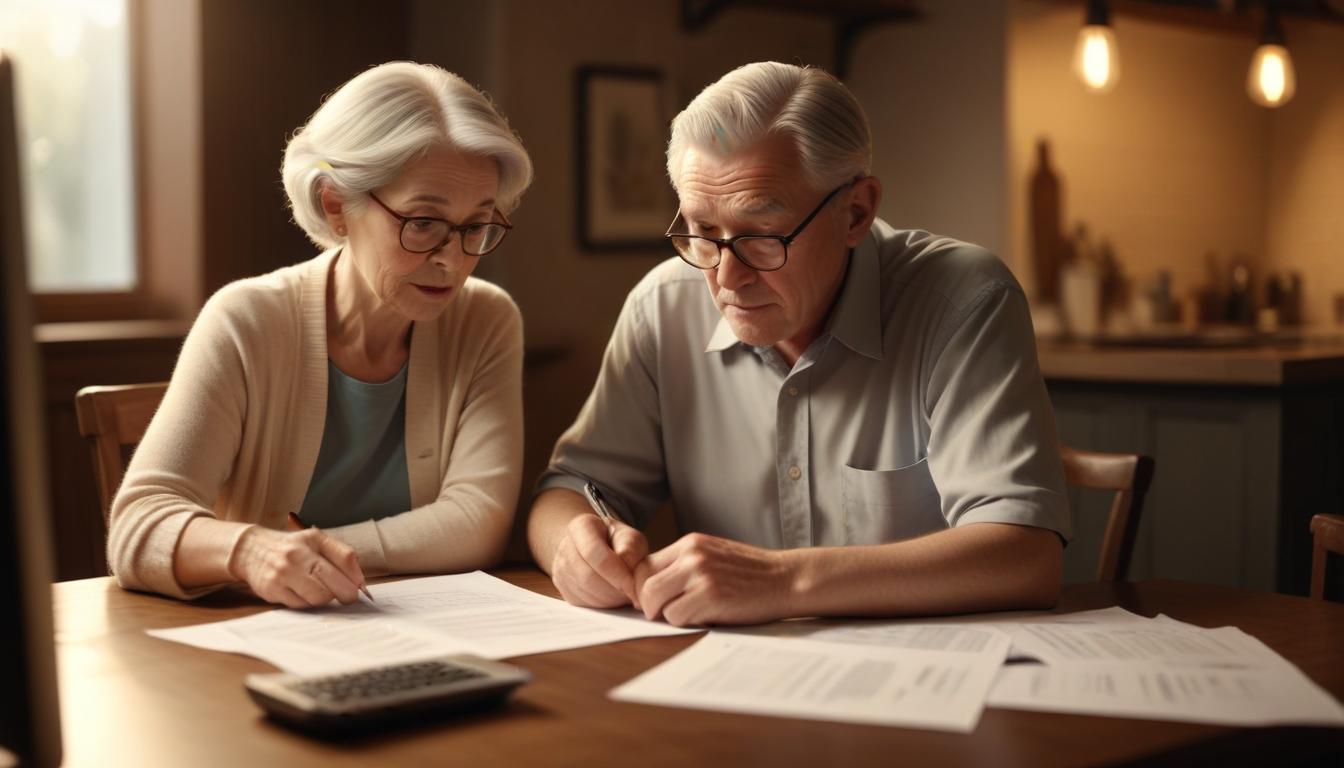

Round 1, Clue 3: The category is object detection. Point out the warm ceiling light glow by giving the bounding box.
[1073,1,1120,93]
[1247,4,1295,108]
[1076,26,1120,92]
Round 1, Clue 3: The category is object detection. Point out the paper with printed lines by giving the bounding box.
[610,630,1012,732]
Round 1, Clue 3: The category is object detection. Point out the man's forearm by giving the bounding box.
[784,522,1063,618]
[526,488,594,574]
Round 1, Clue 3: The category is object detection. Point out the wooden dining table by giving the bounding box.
[52,569,1344,767]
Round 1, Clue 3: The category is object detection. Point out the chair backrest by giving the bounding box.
[74,382,169,523]
[1310,514,1344,600]
[1060,445,1156,582]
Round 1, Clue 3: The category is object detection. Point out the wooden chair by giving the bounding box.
[74,382,169,523]
[1310,513,1344,600]
[1060,445,1156,582]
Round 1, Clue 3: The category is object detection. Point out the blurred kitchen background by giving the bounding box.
[3,0,1342,594]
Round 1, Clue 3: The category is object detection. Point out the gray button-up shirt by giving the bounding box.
[538,220,1071,548]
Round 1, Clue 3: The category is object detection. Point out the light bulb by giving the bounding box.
[1246,4,1296,109]
[1074,25,1120,92]
[1073,1,1120,94]
[1247,43,1296,107]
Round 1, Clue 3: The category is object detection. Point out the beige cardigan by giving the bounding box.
[107,250,524,599]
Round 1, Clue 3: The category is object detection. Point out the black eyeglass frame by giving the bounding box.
[367,191,514,256]
[663,179,857,272]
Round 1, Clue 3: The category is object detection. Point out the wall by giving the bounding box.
[1263,20,1344,326]
[139,0,204,319]
[1006,1,1271,304]
[200,0,413,295]
[848,0,1009,258]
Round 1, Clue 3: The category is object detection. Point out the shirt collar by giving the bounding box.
[705,315,740,353]
[825,228,883,361]
[703,229,883,361]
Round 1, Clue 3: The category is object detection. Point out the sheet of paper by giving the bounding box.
[1007,622,1286,668]
[148,571,696,674]
[727,606,1153,661]
[726,619,1004,654]
[610,630,1012,732]
[988,662,1344,727]
[988,622,1344,726]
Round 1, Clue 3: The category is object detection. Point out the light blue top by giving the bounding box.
[299,360,411,527]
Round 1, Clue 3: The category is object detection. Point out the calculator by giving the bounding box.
[244,654,531,732]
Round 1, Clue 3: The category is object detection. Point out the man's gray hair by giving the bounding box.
[666,61,871,193]
[283,61,533,251]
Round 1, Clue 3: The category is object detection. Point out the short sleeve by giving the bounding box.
[534,289,668,528]
[923,283,1072,541]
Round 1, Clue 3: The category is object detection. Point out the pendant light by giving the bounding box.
[1247,2,1296,108]
[1073,0,1120,93]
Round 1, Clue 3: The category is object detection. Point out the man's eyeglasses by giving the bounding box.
[664,180,855,272]
[367,192,513,256]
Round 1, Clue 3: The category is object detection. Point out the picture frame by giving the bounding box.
[574,66,676,251]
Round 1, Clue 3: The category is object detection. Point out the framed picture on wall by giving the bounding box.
[575,66,676,251]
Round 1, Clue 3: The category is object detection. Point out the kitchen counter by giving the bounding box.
[1040,337,1344,595]
[1037,339,1344,386]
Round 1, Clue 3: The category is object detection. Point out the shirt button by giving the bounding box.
[787,386,799,397]
[787,466,802,480]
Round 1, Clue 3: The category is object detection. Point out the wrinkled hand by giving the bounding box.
[551,513,649,609]
[633,533,796,627]
[229,526,367,609]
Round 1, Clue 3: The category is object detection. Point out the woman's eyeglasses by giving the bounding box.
[367,192,513,256]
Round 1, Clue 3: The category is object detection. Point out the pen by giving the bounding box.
[582,482,621,540]
[287,512,375,603]
[582,483,641,608]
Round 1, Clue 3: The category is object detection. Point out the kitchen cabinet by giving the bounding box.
[1040,341,1344,595]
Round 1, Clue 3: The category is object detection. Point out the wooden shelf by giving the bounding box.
[679,0,922,78]
[35,319,192,345]
[1045,0,1344,36]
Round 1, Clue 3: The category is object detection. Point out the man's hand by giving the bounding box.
[228,527,367,609]
[633,533,797,627]
[551,513,650,609]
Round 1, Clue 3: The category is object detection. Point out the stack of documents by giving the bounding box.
[150,574,1344,733]
[987,613,1344,726]
[149,571,696,676]
[610,606,1344,731]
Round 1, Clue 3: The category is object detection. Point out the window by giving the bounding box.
[0,0,135,294]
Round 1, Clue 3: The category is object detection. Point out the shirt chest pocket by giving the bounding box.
[841,459,946,544]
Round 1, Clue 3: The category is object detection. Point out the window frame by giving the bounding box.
[33,0,201,325]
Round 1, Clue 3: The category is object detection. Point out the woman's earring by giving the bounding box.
[336,225,347,237]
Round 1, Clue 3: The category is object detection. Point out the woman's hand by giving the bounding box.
[227,526,368,608]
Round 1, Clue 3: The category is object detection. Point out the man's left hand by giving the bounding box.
[633,533,797,627]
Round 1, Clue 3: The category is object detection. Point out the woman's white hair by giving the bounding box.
[666,62,871,193]
[283,61,533,250]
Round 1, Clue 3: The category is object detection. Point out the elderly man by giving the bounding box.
[529,61,1070,627]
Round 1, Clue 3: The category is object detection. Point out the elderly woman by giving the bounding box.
[106,62,532,607]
